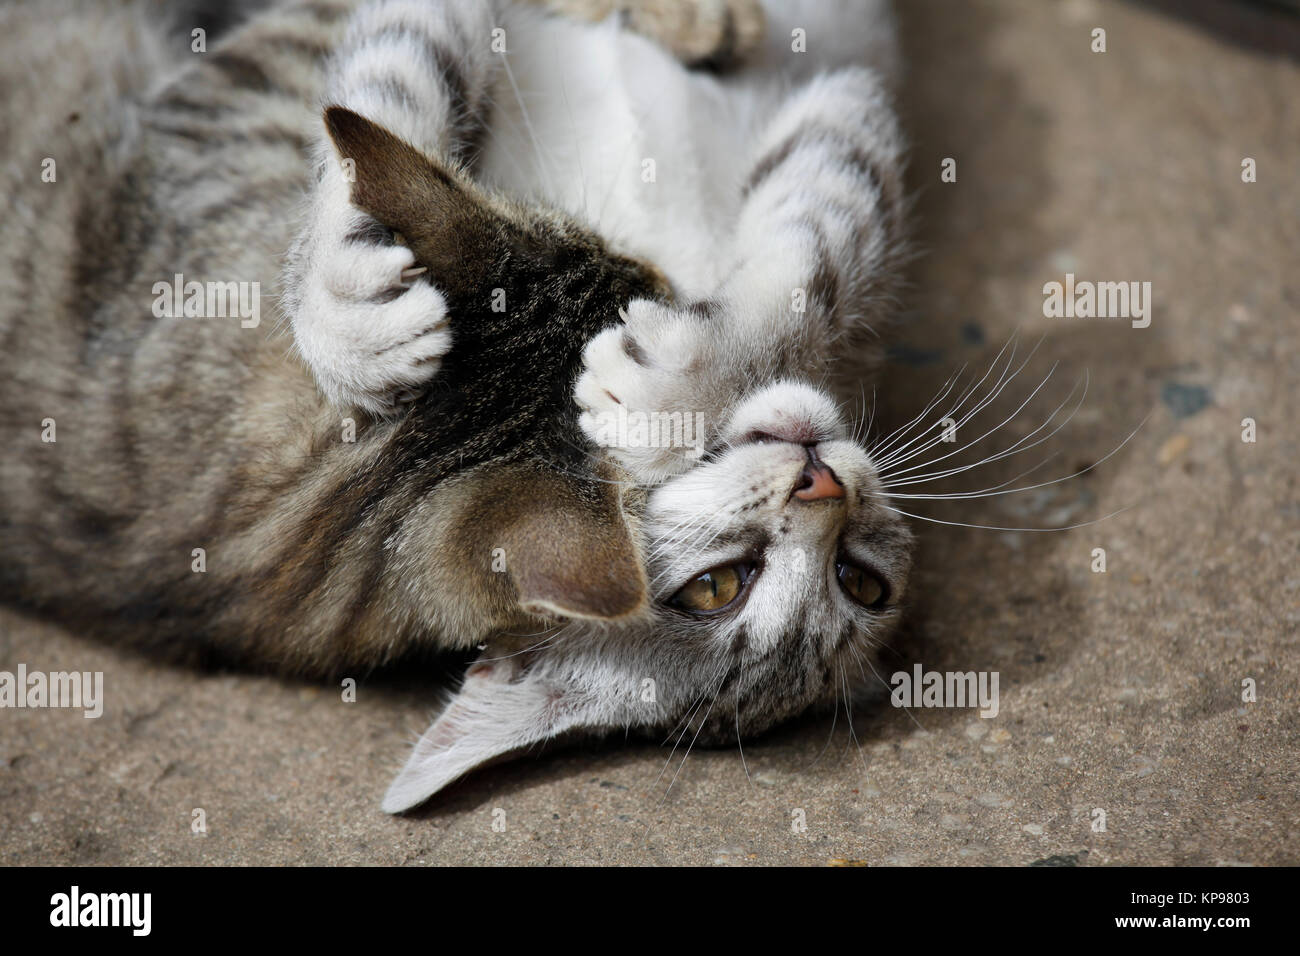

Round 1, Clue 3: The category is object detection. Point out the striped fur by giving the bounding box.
[0,0,669,675]
[0,0,917,809]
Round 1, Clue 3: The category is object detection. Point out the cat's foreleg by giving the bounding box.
[575,66,907,479]
[283,0,502,416]
[723,66,908,357]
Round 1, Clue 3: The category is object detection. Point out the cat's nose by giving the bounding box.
[792,448,845,502]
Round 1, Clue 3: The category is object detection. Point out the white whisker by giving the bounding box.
[879,350,1055,480]
[881,369,1088,488]
[881,503,1136,533]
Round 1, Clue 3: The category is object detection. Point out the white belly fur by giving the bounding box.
[479,10,767,299]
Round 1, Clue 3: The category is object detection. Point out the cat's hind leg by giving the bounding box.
[526,0,768,69]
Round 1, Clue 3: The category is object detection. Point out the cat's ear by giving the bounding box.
[381,655,604,813]
[467,463,648,622]
[500,481,647,622]
[321,105,509,298]
[383,464,647,812]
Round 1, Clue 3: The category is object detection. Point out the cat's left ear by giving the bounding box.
[321,105,518,299]
[381,655,610,813]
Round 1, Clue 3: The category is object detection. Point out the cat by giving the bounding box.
[0,0,913,813]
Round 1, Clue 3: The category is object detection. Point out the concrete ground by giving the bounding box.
[2,0,1297,865]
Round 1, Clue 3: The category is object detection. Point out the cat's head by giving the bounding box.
[384,377,912,812]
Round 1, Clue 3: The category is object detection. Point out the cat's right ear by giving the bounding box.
[321,105,509,299]
[486,463,648,622]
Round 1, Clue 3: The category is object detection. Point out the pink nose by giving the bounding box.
[793,451,844,502]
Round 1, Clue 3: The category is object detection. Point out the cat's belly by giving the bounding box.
[477,9,766,301]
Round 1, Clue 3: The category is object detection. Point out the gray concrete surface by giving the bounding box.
[2,0,1297,865]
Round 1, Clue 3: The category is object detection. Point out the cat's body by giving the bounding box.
[0,0,913,810]
[1,0,662,672]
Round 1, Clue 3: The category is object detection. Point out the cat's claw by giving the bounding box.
[292,233,451,417]
[574,299,725,483]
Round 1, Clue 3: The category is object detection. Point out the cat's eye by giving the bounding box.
[667,563,753,615]
[836,560,888,609]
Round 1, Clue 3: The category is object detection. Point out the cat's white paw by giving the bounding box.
[292,231,451,417]
[574,299,728,482]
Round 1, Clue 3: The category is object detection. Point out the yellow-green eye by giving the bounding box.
[836,560,887,608]
[668,563,751,614]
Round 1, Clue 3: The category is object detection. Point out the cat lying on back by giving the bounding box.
[0,0,912,812]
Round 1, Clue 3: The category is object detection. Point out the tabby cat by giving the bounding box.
[0,0,912,812]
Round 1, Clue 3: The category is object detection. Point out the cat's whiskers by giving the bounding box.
[671,503,753,560]
[654,664,729,817]
[878,369,1087,496]
[645,513,734,570]
[842,665,873,780]
[553,40,589,219]
[645,505,734,563]
[869,328,1027,464]
[885,450,1064,501]
[595,101,647,234]
[658,686,712,752]
[879,369,1087,489]
[842,636,928,733]
[851,382,875,448]
[473,623,568,664]
[734,695,755,791]
[469,86,533,187]
[874,333,1045,474]
[838,659,870,776]
[648,661,729,828]
[881,503,1137,534]
[800,672,841,773]
[877,353,1058,480]
[874,415,1147,507]
[866,341,1147,526]
[868,362,970,463]
[499,52,555,200]
[867,328,1025,460]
